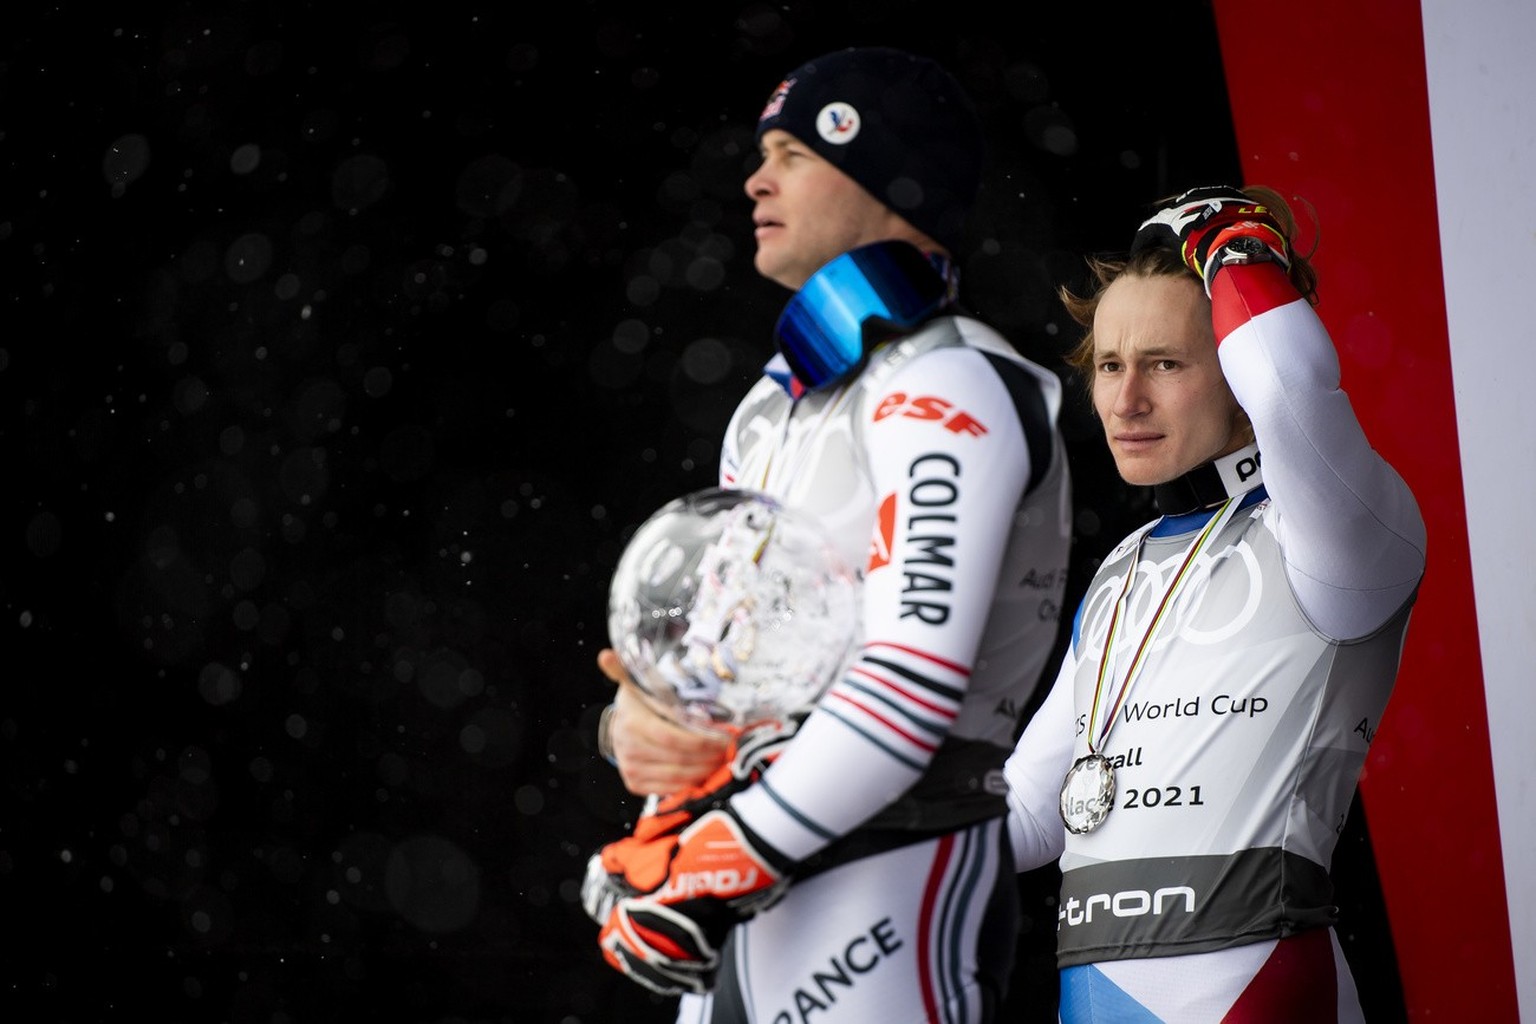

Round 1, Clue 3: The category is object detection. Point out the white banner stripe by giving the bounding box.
[1420,2,1536,1018]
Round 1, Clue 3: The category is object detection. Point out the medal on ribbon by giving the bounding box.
[1058,498,1241,834]
[1060,752,1116,834]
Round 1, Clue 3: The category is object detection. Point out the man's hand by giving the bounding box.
[596,806,791,995]
[597,648,731,796]
[581,720,793,924]
[1129,185,1291,294]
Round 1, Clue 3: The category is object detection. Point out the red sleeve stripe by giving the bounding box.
[1211,263,1299,344]
[856,652,964,703]
[826,689,941,753]
[863,640,971,677]
[846,665,959,719]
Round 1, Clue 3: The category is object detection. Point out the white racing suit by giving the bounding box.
[680,312,1073,1023]
[1004,262,1426,1023]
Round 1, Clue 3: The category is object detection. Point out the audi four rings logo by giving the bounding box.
[1082,537,1265,651]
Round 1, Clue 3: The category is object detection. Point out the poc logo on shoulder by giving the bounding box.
[1216,447,1262,489]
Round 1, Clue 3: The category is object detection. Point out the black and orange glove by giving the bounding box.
[1129,185,1291,295]
[580,720,793,926]
[597,804,792,995]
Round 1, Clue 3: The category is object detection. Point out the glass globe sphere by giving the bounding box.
[607,487,860,735]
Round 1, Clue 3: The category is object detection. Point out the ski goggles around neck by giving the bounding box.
[773,240,955,390]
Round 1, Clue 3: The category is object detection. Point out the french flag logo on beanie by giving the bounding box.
[816,102,860,144]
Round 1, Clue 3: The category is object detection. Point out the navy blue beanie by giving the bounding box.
[756,47,985,253]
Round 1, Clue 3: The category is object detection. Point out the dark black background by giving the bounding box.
[2,3,1403,1021]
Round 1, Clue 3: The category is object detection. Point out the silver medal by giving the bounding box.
[1059,753,1116,834]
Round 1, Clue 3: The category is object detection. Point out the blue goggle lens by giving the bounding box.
[774,241,949,390]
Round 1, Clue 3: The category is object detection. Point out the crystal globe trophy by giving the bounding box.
[607,487,861,736]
